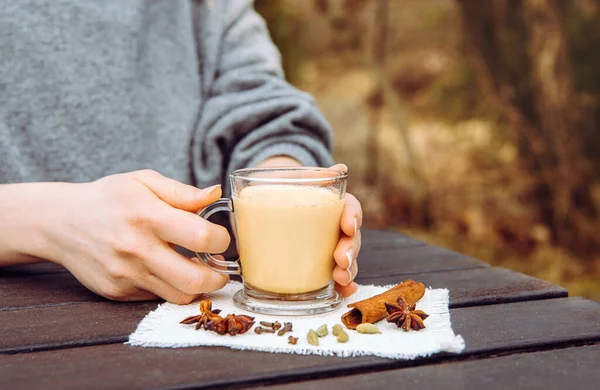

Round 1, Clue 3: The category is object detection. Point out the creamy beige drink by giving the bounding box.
[233,184,344,295]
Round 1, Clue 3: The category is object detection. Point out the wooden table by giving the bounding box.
[1,229,599,389]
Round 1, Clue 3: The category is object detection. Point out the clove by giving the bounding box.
[254,326,275,334]
[277,322,293,336]
[259,321,282,331]
[288,336,299,345]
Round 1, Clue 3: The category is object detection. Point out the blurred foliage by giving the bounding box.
[566,3,600,178]
[255,0,600,301]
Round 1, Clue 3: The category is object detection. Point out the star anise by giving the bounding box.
[204,314,255,336]
[180,300,223,330]
[179,300,255,335]
[385,297,429,331]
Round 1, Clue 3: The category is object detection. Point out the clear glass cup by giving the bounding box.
[196,167,347,315]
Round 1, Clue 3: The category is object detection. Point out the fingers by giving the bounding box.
[145,246,230,295]
[329,163,348,172]
[334,230,361,270]
[136,273,201,305]
[152,206,231,254]
[333,230,359,295]
[335,281,358,297]
[114,289,160,302]
[329,164,362,237]
[333,258,358,287]
[254,156,302,168]
[134,169,222,212]
[341,193,363,237]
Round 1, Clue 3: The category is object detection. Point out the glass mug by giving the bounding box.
[196,167,347,315]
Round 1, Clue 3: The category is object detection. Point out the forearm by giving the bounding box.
[0,183,57,266]
[255,156,302,168]
[191,0,334,190]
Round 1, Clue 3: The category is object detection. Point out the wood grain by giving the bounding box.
[0,272,105,310]
[1,265,563,314]
[1,298,598,389]
[0,230,421,276]
[356,267,567,308]
[0,263,67,276]
[357,245,488,278]
[265,344,600,390]
[1,240,492,311]
[0,301,157,354]
[359,229,425,251]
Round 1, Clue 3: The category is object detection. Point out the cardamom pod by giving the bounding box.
[307,329,319,346]
[332,324,343,337]
[337,330,349,343]
[316,324,328,337]
[356,323,381,334]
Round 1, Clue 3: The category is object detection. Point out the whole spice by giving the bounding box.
[288,336,299,345]
[180,300,224,330]
[259,321,282,330]
[385,297,429,331]
[332,324,343,337]
[178,300,255,336]
[337,330,349,343]
[204,313,255,336]
[277,322,293,336]
[254,326,275,334]
[356,323,381,334]
[316,324,328,337]
[341,280,425,329]
[307,329,319,346]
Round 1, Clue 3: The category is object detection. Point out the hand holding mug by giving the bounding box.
[196,166,358,315]
[330,163,362,298]
[41,170,231,304]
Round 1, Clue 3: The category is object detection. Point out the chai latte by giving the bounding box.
[233,184,344,295]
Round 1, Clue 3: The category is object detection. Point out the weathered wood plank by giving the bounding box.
[0,262,67,276]
[357,245,488,278]
[356,267,567,308]
[0,244,490,311]
[0,264,563,313]
[0,298,598,389]
[0,230,466,295]
[264,344,600,390]
[359,229,425,250]
[0,272,106,310]
[0,301,157,354]
[0,230,420,275]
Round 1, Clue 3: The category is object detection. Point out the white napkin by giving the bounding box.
[128,281,465,360]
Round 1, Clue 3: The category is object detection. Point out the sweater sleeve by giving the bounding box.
[191,0,334,191]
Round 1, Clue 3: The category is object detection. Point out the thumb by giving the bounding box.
[133,170,222,212]
[330,163,348,173]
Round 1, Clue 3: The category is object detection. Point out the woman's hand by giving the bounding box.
[329,164,362,297]
[37,170,231,304]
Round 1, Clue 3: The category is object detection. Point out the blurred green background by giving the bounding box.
[255,0,600,300]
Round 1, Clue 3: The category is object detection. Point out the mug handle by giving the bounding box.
[195,198,241,275]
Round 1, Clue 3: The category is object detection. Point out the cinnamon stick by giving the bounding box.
[341,280,426,329]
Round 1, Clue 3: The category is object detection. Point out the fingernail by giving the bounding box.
[353,217,358,235]
[346,248,354,270]
[200,184,220,196]
[346,269,353,285]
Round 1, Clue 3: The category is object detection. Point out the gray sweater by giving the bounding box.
[0,0,334,190]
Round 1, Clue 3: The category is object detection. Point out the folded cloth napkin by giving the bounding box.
[128,281,465,360]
